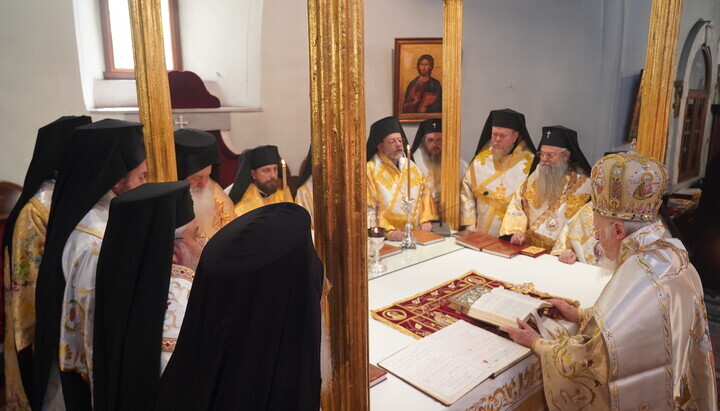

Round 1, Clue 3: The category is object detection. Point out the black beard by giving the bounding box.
[257,180,278,196]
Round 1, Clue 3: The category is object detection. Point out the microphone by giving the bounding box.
[431,196,481,237]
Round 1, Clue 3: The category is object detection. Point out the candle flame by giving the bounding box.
[281,159,286,165]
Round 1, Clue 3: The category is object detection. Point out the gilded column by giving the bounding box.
[307,0,368,409]
[128,0,177,182]
[637,0,683,162]
[442,0,462,229]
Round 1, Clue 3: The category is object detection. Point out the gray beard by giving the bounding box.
[536,161,569,205]
[190,183,215,223]
[492,147,511,160]
[175,236,202,271]
[421,148,441,188]
[598,254,619,277]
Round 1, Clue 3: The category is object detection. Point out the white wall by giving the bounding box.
[179,0,262,107]
[365,0,444,144]
[225,0,311,174]
[0,0,90,185]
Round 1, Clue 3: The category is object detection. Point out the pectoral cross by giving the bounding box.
[545,130,552,139]
[174,115,189,129]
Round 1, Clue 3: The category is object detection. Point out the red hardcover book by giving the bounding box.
[370,363,388,387]
[411,229,444,245]
[379,243,402,259]
[481,241,523,259]
[455,232,499,251]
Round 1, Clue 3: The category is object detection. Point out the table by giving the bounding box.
[373,236,463,279]
[369,245,609,410]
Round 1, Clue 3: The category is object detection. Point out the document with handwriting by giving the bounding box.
[379,320,530,405]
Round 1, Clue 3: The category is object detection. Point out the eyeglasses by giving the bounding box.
[175,234,207,244]
[537,150,567,160]
[425,138,442,146]
[591,221,615,238]
[384,138,404,146]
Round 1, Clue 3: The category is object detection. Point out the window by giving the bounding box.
[678,46,711,181]
[99,0,182,79]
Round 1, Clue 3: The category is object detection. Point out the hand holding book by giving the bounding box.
[499,318,541,348]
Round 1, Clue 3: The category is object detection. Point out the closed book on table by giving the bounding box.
[379,243,402,259]
[455,232,498,251]
[482,241,523,259]
[520,246,547,258]
[411,229,444,246]
[369,363,388,388]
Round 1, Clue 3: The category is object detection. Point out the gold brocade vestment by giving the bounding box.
[533,224,717,410]
[195,179,236,239]
[161,264,195,375]
[233,183,293,217]
[499,166,591,251]
[550,201,600,264]
[3,180,54,409]
[460,142,534,236]
[59,192,114,392]
[295,177,314,227]
[366,153,438,231]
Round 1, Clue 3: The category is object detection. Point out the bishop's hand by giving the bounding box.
[558,250,577,264]
[546,299,579,323]
[418,222,432,232]
[499,318,540,348]
[510,233,525,245]
[386,230,405,241]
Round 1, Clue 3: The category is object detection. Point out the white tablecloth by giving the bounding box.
[369,247,610,410]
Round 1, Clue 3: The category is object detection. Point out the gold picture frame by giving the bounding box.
[394,38,443,122]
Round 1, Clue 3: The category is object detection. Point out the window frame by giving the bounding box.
[678,46,711,181]
[99,0,183,79]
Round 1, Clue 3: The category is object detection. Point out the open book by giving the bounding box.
[379,320,530,405]
[449,286,577,337]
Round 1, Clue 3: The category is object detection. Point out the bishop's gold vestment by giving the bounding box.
[3,180,53,409]
[499,166,591,250]
[367,153,438,231]
[533,224,717,410]
[460,142,534,236]
[295,177,313,227]
[233,183,293,217]
[195,179,236,239]
[550,201,600,264]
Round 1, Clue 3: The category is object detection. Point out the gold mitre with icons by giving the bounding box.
[590,152,668,221]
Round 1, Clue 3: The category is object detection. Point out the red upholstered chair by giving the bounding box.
[168,70,239,188]
[0,181,22,221]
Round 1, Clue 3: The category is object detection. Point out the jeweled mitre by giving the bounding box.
[590,152,668,221]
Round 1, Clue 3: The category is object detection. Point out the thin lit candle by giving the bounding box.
[406,144,411,199]
[281,158,287,195]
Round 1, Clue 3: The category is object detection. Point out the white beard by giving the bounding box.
[176,243,201,271]
[598,255,619,277]
[536,161,569,205]
[190,183,216,229]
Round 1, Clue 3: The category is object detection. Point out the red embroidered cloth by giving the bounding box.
[371,270,569,339]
